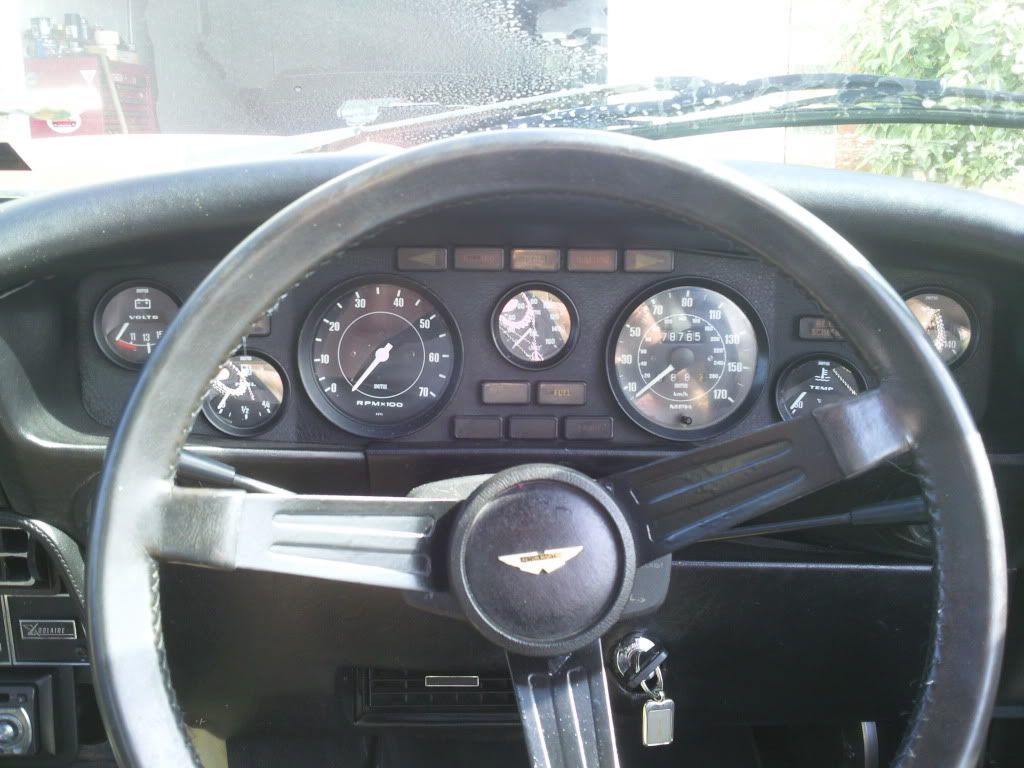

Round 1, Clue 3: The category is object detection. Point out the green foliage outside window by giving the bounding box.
[844,0,1024,187]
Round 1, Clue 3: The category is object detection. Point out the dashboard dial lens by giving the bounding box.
[493,286,576,368]
[776,356,863,421]
[300,279,459,437]
[610,284,761,437]
[905,291,973,366]
[202,354,285,436]
[95,284,179,367]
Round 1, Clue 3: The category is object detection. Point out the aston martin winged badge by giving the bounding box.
[497,546,583,575]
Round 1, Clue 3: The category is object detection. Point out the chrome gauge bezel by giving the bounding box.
[902,287,977,369]
[93,280,182,370]
[202,352,288,437]
[491,283,579,370]
[297,275,463,439]
[605,278,769,442]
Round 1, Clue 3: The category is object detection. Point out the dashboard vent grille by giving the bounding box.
[0,527,34,586]
[362,668,517,722]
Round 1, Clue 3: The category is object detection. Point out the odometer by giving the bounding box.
[299,278,460,438]
[609,282,763,439]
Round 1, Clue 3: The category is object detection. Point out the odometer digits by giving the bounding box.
[609,283,762,438]
[300,279,460,438]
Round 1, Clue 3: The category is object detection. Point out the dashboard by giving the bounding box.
[77,237,993,452]
[2,151,1024,762]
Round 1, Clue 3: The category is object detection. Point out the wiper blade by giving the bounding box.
[299,73,1024,152]
[508,73,1024,137]
[300,82,644,152]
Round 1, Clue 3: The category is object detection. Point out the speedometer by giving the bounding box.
[298,277,461,438]
[608,282,764,439]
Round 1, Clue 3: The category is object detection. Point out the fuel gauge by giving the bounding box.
[202,354,286,436]
[776,355,864,421]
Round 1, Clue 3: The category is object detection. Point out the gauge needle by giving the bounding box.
[789,391,807,413]
[114,323,129,341]
[511,326,535,352]
[634,364,675,399]
[351,342,393,392]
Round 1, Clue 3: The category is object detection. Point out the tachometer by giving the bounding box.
[608,282,764,439]
[299,278,461,438]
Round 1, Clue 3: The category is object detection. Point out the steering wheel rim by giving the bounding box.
[89,130,1006,767]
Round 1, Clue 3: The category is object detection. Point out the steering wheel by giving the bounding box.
[89,130,1006,767]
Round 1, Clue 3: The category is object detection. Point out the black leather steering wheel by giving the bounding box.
[89,130,1006,767]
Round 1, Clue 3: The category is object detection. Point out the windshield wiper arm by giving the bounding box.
[298,72,1024,152]
[300,82,645,153]
[504,72,1024,137]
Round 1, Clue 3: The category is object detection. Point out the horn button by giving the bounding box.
[449,465,636,656]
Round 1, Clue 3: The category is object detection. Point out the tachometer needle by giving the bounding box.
[351,342,393,392]
[634,364,675,399]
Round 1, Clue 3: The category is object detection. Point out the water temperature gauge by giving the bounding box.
[202,354,286,436]
[776,355,864,421]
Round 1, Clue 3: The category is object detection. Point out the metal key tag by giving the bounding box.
[642,697,675,747]
[640,668,675,747]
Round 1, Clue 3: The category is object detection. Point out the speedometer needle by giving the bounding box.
[351,343,393,392]
[634,364,675,399]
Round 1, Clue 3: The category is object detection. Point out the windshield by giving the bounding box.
[3,0,1024,202]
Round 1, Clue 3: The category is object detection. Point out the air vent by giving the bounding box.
[360,668,518,723]
[0,527,47,588]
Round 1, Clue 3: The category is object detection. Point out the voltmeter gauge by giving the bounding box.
[776,356,864,421]
[94,283,180,368]
[905,290,974,366]
[202,354,286,436]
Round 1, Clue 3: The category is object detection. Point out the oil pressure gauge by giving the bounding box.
[202,354,286,436]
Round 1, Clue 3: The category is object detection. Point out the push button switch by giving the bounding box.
[453,416,502,440]
[508,416,558,440]
[481,381,531,405]
[454,247,504,271]
[397,247,448,271]
[537,382,586,406]
[564,417,614,441]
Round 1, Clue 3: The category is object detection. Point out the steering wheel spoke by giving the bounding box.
[155,486,457,592]
[604,387,913,561]
[508,641,620,768]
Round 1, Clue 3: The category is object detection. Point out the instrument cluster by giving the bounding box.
[87,247,981,443]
